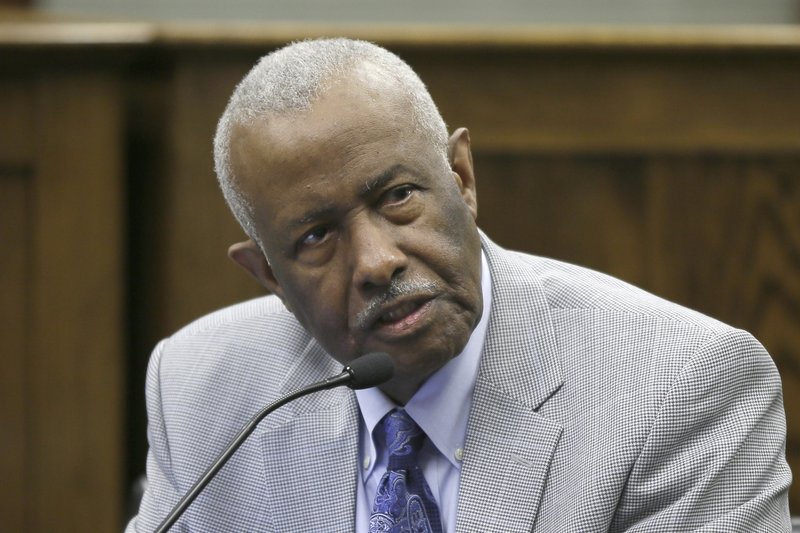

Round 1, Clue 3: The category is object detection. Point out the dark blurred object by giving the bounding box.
[127,474,148,523]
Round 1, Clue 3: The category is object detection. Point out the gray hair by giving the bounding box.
[213,38,449,245]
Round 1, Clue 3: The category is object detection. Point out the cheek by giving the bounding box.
[288,282,339,327]
[426,200,481,278]
[281,273,357,351]
[432,219,482,314]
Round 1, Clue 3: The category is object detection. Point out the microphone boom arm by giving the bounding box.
[153,369,355,533]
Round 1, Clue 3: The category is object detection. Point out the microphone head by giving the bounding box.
[345,352,394,389]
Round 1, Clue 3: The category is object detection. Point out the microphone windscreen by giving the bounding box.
[346,352,394,389]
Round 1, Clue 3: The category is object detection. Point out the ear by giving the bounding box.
[447,127,478,219]
[228,239,293,312]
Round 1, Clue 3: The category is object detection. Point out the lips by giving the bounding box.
[379,300,423,324]
[360,295,436,339]
[354,276,442,339]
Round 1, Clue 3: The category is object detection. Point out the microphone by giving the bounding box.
[154,352,393,533]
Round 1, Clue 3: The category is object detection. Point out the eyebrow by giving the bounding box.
[358,164,411,198]
[289,204,337,231]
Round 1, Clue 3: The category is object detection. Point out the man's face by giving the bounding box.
[229,67,482,402]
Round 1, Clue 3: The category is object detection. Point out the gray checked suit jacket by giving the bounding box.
[128,235,792,532]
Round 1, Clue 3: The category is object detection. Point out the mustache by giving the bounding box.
[355,276,441,330]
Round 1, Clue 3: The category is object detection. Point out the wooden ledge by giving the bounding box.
[154,23,800,52]
[2,10,800,52]
[0,8,152,45]
[0,22,154,45]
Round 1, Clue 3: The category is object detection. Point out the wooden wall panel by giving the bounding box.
[0,80,32,163]
[475,155,649,283]
[0,69,126,532]
[28,73,125,532]
[645,158,800,324]
[0,173,29,533]
[409,51,800,153]
[0,75,33,532]
[158,59,268,335]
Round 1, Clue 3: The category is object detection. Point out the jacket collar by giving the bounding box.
[477,233,564,411]
[455,234,564,532]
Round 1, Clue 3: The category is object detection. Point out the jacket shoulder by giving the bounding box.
[169,294,296,340]
[152,295,317,412]
[509,250,730,335]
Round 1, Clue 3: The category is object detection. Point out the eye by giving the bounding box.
[382,184,416,206]
[299,225,331,248]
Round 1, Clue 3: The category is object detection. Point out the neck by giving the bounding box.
[378,378,425,405]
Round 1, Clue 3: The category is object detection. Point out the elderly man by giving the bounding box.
[128,38,791,532]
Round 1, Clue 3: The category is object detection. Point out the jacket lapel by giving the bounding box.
[456,236,565,532]
[257,342,361,532]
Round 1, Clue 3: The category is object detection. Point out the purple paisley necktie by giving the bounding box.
[369,409,444,533]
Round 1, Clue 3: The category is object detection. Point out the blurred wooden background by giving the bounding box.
[1,12,798,530]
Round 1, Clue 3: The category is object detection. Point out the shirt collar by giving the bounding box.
[355,250,492,469]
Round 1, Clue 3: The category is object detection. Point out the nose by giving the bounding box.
[350,218,407,291]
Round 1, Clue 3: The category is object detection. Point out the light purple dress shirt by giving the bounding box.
[354,252,492,533]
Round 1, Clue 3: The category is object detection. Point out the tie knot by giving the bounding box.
[381,409,425,469]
